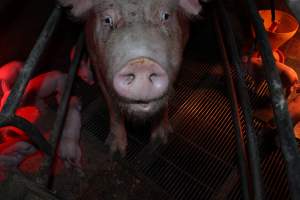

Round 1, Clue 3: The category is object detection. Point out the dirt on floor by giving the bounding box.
[0,98,169,200]
[0,128,168,200]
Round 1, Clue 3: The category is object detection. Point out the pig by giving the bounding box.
[288,83,300,125]
[0,106,40,168]
[0,55,94,168]
[23,71,83,167]
[0,97,82,168]
[0,61,23,109]
[242,54,299,96]
[58,0,210,156]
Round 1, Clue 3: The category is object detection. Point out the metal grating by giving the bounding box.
[80,57,296,199]
[77,16,297,197]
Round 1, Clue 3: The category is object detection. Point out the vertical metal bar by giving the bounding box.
[270,0,276,22]
[216,1,264,199]
[213,9,251,200]
[37,32,85,187]
[285,0,300,22]
[1,6,62,116]
[245,0,300,199]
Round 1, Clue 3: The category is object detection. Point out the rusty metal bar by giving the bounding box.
[1,6,62,116]
[38,32,85,187]
[245,0,300,199]
[213,7,251,200]
[216,1,264,199]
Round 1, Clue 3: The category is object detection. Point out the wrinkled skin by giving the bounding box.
[58,0,209,155]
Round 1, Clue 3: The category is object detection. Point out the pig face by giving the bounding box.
[60,0,204,118]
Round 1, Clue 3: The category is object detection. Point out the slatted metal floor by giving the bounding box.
[72,14,300,199]
[80,55,296,199]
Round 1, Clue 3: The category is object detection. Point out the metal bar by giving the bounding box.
[285,0,300,22]
[217,1,264,199]
[213,8,251,200]
[0,114,52,155]
[270,0,276,22]
[244,0,300,199]
[1,6,62,116]
[37,32,85,187]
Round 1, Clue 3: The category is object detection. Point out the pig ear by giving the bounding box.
[179,0,202,16]
[77,58,95,85]
[58,0,95,17]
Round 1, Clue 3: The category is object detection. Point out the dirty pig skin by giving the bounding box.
[58,0,210,156]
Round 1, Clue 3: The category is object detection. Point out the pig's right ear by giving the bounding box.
[57,0,95,17]
[179,0,202,16]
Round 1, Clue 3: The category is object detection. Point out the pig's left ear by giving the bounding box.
[179,0,202,16]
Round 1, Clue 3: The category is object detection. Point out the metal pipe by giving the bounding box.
[0,114,52,155]
[245,0,300,199]
[285,0,300,22]
[213,8,251,200]
[216,1,264,199]
[37,32,85,187]
[270,0,276,22]
[1,6,62,116]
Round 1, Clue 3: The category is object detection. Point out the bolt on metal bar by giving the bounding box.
[37,32,85,187]
[213,8,251,200]
[244,0,300,199]
[1,6,62,116]
[216,1,264,199]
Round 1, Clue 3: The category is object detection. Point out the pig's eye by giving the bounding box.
[104,16,114,27]
[161,12,170,21]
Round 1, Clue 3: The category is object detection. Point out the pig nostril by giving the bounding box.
[124,74,135,85]
[149,73,158,83]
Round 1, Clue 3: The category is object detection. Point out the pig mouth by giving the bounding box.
[129,102,155,112]
[125,98,164,110]
[118,96,167,117]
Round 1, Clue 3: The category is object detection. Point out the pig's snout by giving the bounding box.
[113,58,169,102]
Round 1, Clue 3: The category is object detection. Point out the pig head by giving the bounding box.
[58,0,207,155]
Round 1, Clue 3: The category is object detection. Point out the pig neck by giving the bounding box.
[177,12,190,47]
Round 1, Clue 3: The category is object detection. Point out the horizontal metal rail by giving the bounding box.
[216,1,264,199]
[244,0,300,199]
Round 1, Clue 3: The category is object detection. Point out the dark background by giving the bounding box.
[0,0,81,73]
